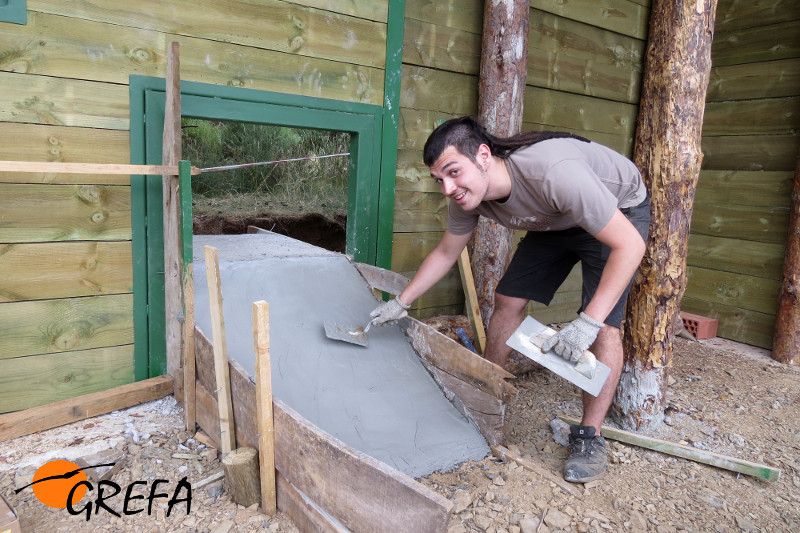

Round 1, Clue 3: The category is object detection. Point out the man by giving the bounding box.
[370,116,650,482]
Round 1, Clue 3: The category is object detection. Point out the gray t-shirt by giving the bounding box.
[447,138,647,235]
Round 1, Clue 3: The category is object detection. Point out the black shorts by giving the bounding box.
[495,197,651,328]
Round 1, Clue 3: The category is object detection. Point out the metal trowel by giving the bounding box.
[324,317,378,347]
[505,316,611,397]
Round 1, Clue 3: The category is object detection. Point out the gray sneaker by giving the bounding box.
[564,425,608,483]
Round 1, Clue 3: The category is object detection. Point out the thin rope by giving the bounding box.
[200,152,350,173]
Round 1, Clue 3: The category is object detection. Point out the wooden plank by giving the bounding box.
[686,265,780,315]
[690,202,790,244]
[0,11,383,107]
[528,9,645,104]
[33,0,387,69]
[457,248,487,354]
[288,0,387,22]
[163,41,183,402]
[400,65,478,114]
[275,471,350,533]
[0,71,128,130]
[696,170,794,208]
[193,327,455,533]
[0,294,133,359]
[0,160,197,176]
[252,301,277,516]
[393,189,450,233]
[0,374,172,441]
[0,123,130,184]
[0,241,132,302]
[180,161,196,432]
[712,20,800,67]
[405,0,483,33]
[679,297,776,349]
[204,245,236,454]
[405,317,517,400]
[707,58,800,101]
[0,183,131,243]
[559,415,781,481]
[402,17,481,75]
[396,149,440,193]
[530,0,649,40]
[353,262,411,296]
[714,0,800,32]
[491,445,583,497]
[273,398,454,533]
[703,97,800,136]
[687,234,786,279]
[0,345,134,413]
[701,134,799,172]
[430,367,506,446]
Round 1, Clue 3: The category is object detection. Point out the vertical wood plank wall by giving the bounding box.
[683,0,800,348]
[395,0,650,322]
[0,0,389,413]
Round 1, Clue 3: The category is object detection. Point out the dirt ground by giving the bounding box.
[2,334,798,533]
[2,217,799,532]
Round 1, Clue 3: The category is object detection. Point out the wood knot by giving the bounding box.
[289,35,304,52]
[77,185,101,204]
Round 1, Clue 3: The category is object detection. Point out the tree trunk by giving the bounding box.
[473,0,530,327]
[612,0,717,431]
[773,139,800,364]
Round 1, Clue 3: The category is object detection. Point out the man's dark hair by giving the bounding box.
[422,116,589,167]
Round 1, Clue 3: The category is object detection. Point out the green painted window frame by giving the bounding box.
[129,76,392,379]
[0,0,26,24]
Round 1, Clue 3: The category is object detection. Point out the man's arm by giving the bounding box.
[582,209,647,323]
[398,229,474,306]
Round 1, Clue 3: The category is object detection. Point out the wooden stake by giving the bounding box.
[457,247,487,354]
[252,300,277,515]
[179,161,196,431]
[222,447,261,508]
[163,41,184,402]
[559,416,781,481]
[491,445,582,498]
[205,245,236,454]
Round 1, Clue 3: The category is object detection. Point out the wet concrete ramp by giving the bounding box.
[192,233,489,477]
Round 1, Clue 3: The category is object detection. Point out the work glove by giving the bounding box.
[369,296,410,326]
[540,312,605,363]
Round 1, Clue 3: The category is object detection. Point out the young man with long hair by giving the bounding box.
[370,116,651,482]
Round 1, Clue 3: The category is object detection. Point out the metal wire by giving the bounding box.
[200,152,350,173]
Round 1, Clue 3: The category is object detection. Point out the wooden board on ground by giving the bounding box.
[192,327,454,533]
[0,375,173,442]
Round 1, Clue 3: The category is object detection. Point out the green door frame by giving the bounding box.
[129,76,392,379]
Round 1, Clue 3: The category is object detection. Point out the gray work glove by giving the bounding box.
[369,296,410,326]
[541,312,605,363]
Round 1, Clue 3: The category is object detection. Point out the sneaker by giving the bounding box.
[564,425,608,483]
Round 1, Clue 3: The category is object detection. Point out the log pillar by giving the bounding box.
[473,0,530,326]
[773,138,800,364]
[612,0,718,430]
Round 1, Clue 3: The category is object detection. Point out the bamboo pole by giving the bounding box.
[252,301,277,515]
[772,136,800,364]
[205,245,236,454]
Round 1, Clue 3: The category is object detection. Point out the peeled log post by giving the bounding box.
[472,0,530,327]
[612,0,717,430]
[773,139,800,364]
[222,447,261,508]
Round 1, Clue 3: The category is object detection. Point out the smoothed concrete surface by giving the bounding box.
[192,233,489,477]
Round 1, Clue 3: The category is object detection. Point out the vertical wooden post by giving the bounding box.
[179,161,196,431]
[773,139,800,364]
[457,248,487,354]
[204,245,236,454]
[163,41,183,398]
[613,0,718,430]
[472,0,530,327]
[252,301,277,515]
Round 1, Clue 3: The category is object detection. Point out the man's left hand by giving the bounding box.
[540,312,605,363]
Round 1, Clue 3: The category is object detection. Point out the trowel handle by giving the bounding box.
[363,317,378,334]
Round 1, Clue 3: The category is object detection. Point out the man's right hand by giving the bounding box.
[369,296,411,325]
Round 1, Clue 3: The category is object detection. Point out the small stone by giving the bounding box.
[519,518,541,533]
[474,514,492,530]
[452,489,472,513]
[493,475,506,486]
[550,418,571,447]
[210,519,235,533]
[735,515,757,532]
[448,524,467,533]
[544,508,571,529]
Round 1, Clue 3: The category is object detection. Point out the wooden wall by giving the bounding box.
[394,0,649,321]
[682,0,800,348]
[0,0,388,413]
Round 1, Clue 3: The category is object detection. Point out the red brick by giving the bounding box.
[680,311,718,339]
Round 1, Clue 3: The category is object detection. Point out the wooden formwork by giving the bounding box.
[191,259,517,533]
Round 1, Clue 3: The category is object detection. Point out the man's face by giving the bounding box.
[429,146,489,211]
